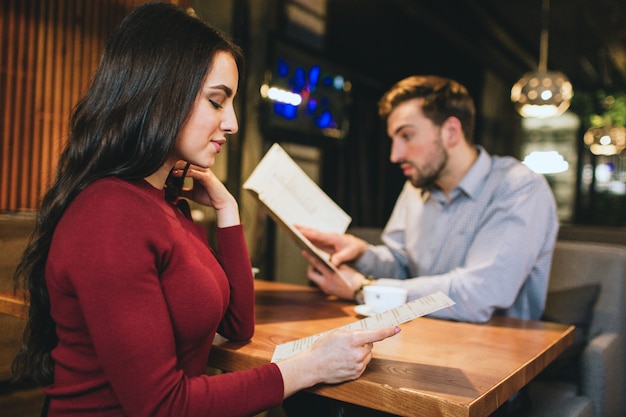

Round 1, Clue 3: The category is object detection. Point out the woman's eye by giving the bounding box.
[209,99,224,109]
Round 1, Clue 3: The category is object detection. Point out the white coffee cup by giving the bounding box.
[363,285,408,314]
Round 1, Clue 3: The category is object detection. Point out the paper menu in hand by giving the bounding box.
[270,291,456,362]
[243,143,352,276]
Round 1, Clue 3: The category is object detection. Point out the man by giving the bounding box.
[299,75,559,323]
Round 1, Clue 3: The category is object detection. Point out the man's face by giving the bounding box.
[387,98,447,188]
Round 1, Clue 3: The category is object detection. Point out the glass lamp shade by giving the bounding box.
[511,70,573,118]
[584,125,626,156]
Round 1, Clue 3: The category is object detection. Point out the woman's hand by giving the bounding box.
[172,161,239,227]
[276,326,401,398]
[296,226,368,266]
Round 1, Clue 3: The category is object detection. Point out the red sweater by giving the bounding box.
[45,178,283,417]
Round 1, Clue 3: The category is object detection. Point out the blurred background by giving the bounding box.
[5,0,626,279]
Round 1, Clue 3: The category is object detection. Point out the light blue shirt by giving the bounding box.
[354,146,559,322]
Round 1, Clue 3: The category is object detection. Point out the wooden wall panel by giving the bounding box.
[0,0,189,212]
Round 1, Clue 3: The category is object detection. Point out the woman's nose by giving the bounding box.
[222,106,239,134]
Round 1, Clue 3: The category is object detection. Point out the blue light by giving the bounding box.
[333,75,344,90]
[293,67,306,91]
[277,59,289,78]
[267,44,352,139]
[316,110,333,128]
[309,66,320,92]
[273,102,298,120]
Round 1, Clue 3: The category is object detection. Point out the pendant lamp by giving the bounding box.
[584,125,626,156]
[510,0,573,118]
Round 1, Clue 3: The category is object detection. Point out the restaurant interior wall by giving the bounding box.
[0,0,196,211]
[1,0,130,212]
[3,0,626,268]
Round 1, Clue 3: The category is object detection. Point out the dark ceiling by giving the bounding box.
[325,0,626,94]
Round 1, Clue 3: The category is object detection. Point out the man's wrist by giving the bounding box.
[354,275,375,304]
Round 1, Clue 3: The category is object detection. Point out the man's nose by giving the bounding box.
[389,140,404,163]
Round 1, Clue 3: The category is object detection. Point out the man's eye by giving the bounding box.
[209,99,224,109]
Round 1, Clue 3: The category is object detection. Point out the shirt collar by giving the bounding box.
[421,145,491,202]
[456,145,491,200]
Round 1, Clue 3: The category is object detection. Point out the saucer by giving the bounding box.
[354,305,376,317]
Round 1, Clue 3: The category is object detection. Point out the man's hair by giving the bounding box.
[378,75,476,143]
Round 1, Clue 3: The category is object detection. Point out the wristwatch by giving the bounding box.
[354,275,374,304]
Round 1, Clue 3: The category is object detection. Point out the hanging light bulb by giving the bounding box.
[511,71,573,118]
[510,0,573,118]
[584,125,626,156]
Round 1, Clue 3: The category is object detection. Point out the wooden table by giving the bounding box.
[0,290,27,319]
[209,279,575,417]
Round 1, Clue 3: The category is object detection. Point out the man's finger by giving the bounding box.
[301,250,333,273]
[298,226,330,244]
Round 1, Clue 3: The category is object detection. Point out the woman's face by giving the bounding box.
[174,51,239,168]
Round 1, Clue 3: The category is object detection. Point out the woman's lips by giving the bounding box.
[211,139,226,153]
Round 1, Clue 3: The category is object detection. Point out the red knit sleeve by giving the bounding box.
[215,224,255,340]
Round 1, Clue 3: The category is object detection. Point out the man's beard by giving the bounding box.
[407,138,448,189]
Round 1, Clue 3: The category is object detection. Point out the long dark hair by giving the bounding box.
[12,2,244,385]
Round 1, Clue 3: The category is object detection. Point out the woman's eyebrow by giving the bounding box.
[207,84,233,97]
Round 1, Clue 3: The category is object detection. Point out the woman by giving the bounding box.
[12,3,399,416]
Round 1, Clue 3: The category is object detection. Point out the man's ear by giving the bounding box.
[442,116,463,147]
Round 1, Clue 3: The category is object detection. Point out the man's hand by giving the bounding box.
[302,250,365,300]
[296,226,369,266]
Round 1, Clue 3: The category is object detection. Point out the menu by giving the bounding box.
[271,291,456,362]
[243,143,352,282]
